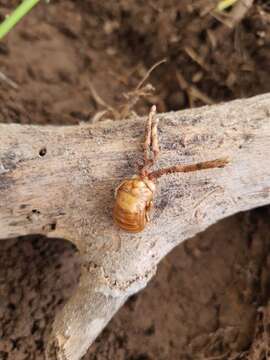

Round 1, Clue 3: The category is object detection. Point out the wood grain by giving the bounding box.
[0,93,270,360]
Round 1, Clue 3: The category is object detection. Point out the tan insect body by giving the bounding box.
[113,106,228,232]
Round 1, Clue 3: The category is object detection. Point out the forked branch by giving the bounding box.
[0,93,270,360]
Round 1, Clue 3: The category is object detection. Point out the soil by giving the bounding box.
[0,1,270,359]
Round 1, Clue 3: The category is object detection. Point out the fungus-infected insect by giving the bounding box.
[113,106,228,232]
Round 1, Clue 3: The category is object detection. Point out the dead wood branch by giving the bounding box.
[0,93,270,360]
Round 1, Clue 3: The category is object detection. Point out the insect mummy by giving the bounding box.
[113,106,228,232]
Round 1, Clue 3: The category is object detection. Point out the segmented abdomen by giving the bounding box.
[113,203,146,233]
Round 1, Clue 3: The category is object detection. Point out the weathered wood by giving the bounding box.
[0,93,270,360]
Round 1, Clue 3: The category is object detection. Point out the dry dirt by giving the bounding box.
[0,1,270,359]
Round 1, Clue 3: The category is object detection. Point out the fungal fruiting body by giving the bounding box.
[113,177,155,233]
[113,105,228,232]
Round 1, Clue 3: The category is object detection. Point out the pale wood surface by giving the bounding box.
[0,93,270,360]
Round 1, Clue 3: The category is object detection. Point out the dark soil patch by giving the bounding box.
[0,1,270,359]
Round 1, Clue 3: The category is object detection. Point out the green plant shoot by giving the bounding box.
[0,0,41,40]
[216,0,238,11]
